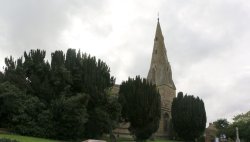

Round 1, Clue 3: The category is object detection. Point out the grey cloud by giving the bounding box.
[0,0,106,60]
[161,0,250,68]
[0,0,250,125]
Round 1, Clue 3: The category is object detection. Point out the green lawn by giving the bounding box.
[0,133,177,142]
[0,133,60,142]
[103,136,178,142]
[117,139,176,142]
[154,140,177,142]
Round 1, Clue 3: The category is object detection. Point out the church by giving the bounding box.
[147,18,176,137]
[113,19,176,138]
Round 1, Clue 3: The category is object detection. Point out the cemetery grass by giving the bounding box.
[0,133,60,142]
[104,136,178,142]
[0,133,178,142]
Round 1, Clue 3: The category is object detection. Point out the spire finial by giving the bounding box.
[157,12,159,22]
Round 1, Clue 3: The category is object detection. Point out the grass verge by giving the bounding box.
[103,136,178,142]
[1,133,178,142]
[0,133,60,142]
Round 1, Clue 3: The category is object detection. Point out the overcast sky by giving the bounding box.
[0,0,250,124]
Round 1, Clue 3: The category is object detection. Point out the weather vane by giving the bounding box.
[157,12,159,22]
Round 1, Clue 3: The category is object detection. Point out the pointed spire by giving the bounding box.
[147,19,175,89]
[155,18,164,41]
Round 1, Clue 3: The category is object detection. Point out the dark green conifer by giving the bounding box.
[171,92,206,141]
[119,76,161,142]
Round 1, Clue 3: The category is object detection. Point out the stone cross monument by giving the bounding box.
[147,19,176,137]
[236,127,240,142]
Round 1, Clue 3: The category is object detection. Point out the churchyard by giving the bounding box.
[0,133,178,142]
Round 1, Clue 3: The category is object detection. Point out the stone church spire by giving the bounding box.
[147,20,175,89]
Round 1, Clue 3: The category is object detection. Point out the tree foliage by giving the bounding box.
[222,111,250,141]
[171,92,206,141]
[213,118,229,137]
[118,76,161,142]
[0,49,120,140]
[0,82,25,128]
[50,94,89,140]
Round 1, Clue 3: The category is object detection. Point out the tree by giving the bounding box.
[224,111,250,141]
[82,62,117,138]
[23,49,52,102]
[0,81,50,137]
[50,50,71,97]
[171,92,206,141]
[4,56,27,90]
[12,95,49,137]
[213,119,229,137]
[0,72,3,83]
[214,119,229,130]
[0,82,25,128]
[233,111,250,122]
[118,76,161,142]
[0,48,119,140]
[50,94,89,140]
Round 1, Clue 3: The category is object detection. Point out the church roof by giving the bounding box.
[147,20,176,89]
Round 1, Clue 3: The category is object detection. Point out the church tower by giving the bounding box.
[147,19,176,137]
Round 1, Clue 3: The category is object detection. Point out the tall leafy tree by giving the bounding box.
[65,49,81,92]
[50,50,71,97]
[213,118,229,137]
[4,56,27,90]
[223,111,250,141]
[0,48,119,140]
[171,92,206,141]
[119,76,161,142]
[0,81,49,137]
[50,93,89,140]
[0,82,25,128]
[52,49,118,138]
[0,72,3,83]
[23,50,52,102]
[79,54,117,138]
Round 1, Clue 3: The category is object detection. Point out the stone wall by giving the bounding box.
[154,85,176,137]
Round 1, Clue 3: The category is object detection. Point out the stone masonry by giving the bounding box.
[147,19,176,137]
[113,19,176,138]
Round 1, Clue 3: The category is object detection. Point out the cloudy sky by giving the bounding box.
[0,0,250,124]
